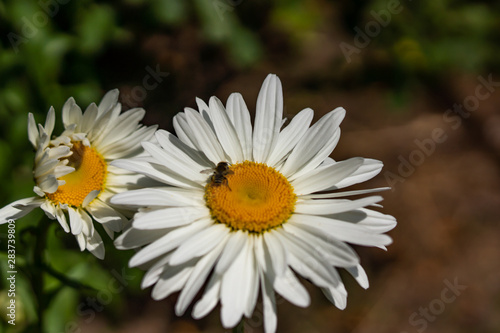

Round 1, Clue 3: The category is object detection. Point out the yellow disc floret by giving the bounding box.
[46,141,107,207]
[205,161,296,233]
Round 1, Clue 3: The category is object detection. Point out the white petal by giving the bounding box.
[184,108,227,164]
[263,232,287,276]
[98,89,119,116]
[169,223,229,266]
[141,254,172,289]
[327,158,383,190]
[111,187,204,207]
[44,106,56,138]
[280,107,345,177]
[86,230,104,259]
[290,214,392,248]
[129,218,212,267]
[291,157,364,195]
[208,97,244,162]
[273,268,310,307]
[294,196,383,215]
[68,207,84,235]
[114,227,169,250]
[54,205,70,233]
[220,237,255,328]
[275,229,338,288]
[147,131,208,181]
[80,103,98,134]
[152,263,193,300]
[86,199,125,232]
[260,268,277,333]
[300,187,389,199]
[253,74,283,163]
[28,113,39,147]
[62,97,82,127]
[176,239,227,315]
[226,93,253,161]
[111,159,200,189]
[347,264,369,289]
[266,108,314,167]
[192,274,222,319]
[133,206,208,230]
[0,197,44,223]
[215,230,247,274]
[321,270,348,309]
[332,208,397,233]
[282,222,359,267]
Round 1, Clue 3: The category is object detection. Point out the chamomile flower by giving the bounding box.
[0,90,156,259]
[111,74,397,332]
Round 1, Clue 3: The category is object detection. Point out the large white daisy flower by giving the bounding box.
[0,90,157,259]
[111,74,397,332]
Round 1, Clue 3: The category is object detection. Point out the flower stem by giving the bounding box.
[33,217,51,332]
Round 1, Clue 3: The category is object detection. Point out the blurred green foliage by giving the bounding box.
[0,0,499,332]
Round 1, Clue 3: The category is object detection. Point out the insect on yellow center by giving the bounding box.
[205,161,296,233]
[46,141,107,207]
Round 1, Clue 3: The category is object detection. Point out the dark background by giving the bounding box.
[1,0,499,332]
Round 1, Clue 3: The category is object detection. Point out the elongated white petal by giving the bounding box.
[192,274,222,319]
[28,113,38,147]
[347,264,369,289]
[215,230,247,274]
[295,196,383,215]
[273,268,310,307]
[176,239,226,315]
[111,187,204,207]
[184,108,227,164]
[133,206,208,230]
[208,97,244,163]
[253,74,283,163]
[68,207,83,235]
[292,157,363,195]
[221,237,255,328]
[290,214,392,248]
[266,108,314,167]
[283,223,359,267]
[280,107,345,177]
[86,229,104,259]
[260,268,277,333]
[0,197,44,223]
[129,218,212,267]
[263,232,287,277]
[327,158,383,190]
[152,263,193,300]
[226,93,253,160]
[111,159,201,189]
[169,224,229,266]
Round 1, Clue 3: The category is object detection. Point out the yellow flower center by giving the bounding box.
[46,142,107,207]
[205,161,296,233]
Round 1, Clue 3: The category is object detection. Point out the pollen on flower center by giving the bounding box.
[205,161,296,233]
[46,141,107,207]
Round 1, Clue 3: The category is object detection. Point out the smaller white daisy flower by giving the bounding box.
[111,74,397,332]
[0,90,157,258]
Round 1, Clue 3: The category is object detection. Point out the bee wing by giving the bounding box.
[226,170,235,175]
[200,168,215,174]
